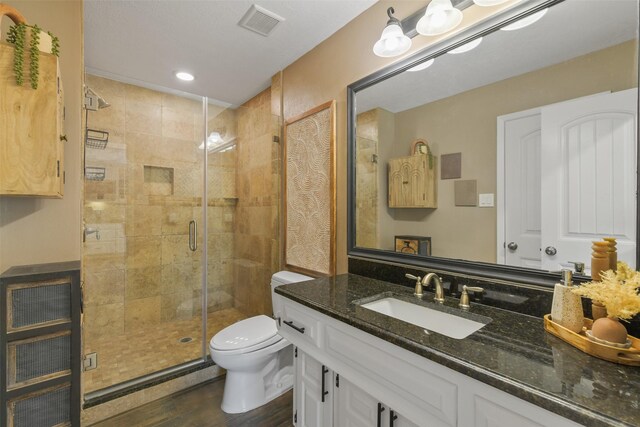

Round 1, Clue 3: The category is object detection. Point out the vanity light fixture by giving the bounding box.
[407,58,435,72]
[473,0,511,6]
[175,71,195,81]
[416,0,463,36]
[447,37,483,54]
[373,7,412,58]
[500,8,548,31]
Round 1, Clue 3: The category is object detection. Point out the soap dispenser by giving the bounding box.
[550,270,584,333]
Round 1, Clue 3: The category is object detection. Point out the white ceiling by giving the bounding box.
[84,0,376,106]
[357,0,639,113]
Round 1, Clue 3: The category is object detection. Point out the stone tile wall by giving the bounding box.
[233,80,282,317]
[355,109,379,248]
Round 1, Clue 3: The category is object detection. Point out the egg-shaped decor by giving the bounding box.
[591,317,628,344]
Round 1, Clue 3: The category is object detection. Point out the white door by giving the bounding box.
[500,110,542,268]
[294,350,333,427]
[541,89,637,271]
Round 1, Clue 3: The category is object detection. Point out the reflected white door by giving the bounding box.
[541,89,637,271]
[502,111,542,268]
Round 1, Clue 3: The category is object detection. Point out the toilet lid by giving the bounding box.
[211,315,278,351]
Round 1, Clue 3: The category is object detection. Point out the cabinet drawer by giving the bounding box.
[281,299,323,348]
[7,279,72,331]
[7,383,71,427]
[7,331,71,390]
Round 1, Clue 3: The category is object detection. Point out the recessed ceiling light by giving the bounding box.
[501,9,548,31]
[408,59,435,72]
[175,71,195,81]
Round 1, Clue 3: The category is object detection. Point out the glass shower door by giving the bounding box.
[82,75,207,393]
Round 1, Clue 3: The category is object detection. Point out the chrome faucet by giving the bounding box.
[423,273,445,304]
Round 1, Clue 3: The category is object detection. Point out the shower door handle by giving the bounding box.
[189,220,197,251]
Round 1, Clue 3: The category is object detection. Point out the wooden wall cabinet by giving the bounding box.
[0,262,81,427]
[0,41,65,197]
[388,154,437,208]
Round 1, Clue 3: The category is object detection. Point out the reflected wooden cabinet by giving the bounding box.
[0,41,65,197]
[388,154,437,208]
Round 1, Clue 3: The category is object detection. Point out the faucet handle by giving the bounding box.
[459,285,484,310]
[569,261,585,275]
[405,273,423,297]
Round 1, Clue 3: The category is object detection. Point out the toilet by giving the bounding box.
[209,270,312,414]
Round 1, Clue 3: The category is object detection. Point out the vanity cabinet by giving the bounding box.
[388,154,437,208]
[293,348,418,427]
[277,295,582,427]
[0,41,65,197]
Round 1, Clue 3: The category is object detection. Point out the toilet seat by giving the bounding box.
[210,315,281,355]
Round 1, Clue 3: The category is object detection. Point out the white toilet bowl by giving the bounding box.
[209,271,311,414]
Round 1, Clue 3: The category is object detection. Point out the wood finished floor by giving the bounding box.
[90,377,293,427]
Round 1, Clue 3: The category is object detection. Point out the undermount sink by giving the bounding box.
[359,297,488,339]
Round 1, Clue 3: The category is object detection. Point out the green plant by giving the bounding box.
[7,24,26,86]
[425,143,434,169]
[48,31,60,57]
[29,24,40,89]
[6,24,60,89]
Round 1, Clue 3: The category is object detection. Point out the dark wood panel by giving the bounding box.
[91,377,293,427]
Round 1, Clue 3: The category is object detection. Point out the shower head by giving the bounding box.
[85,87,111,110]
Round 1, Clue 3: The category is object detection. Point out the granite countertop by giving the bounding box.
[275,273,640,427]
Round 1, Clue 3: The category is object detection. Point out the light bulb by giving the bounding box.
[175,71,194,81]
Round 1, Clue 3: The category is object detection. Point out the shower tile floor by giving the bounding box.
[84,308,247,393]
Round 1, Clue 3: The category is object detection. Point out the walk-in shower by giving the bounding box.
[81,75,282,405]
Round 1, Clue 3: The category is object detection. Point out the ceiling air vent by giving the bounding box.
[238,4,284,37]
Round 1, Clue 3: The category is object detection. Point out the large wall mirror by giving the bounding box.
[348,0,639,285]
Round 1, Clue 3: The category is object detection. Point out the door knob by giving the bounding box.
[545,246,557,256]
[507,242,518,250]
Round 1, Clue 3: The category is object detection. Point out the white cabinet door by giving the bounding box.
[389,410,420,427]
[334,375,383,427]
[541,88,637,270]
[294,350,333,427]
[458,374,583,427]
[334,375,420,427]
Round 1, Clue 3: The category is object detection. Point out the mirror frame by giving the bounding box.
[347,0,640,287]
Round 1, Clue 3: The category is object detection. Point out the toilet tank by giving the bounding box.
[270,271,312,317]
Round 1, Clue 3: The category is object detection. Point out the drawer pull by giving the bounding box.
[377,403,385,427]
[283,320,305,334]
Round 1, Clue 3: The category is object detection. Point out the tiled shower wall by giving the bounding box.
[233,81,282,317]
[355,109,379,248]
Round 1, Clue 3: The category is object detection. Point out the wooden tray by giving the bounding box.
[544,314,640,366]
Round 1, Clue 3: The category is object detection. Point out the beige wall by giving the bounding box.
[387,40,637,262]
[282,0,521,274]
[0,0,83,272]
